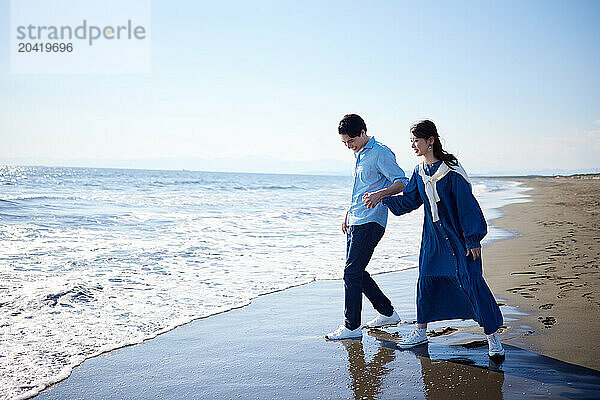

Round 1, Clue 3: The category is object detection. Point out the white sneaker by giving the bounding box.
[396,328,428,349]
[487,331,505,358]
[325,325,362,340]
[364,310,401,328]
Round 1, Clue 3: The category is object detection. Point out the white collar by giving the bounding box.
[418,161,470,222]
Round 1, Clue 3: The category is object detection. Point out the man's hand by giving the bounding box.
[466,247,481,260]
[362,191,384,209]
[342,213,349,234]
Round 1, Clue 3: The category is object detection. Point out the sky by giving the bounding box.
[1,0,599,175]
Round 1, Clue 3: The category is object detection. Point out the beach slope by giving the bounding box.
[484,175,600,370]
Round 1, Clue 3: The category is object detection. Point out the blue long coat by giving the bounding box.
[382,161,503,334]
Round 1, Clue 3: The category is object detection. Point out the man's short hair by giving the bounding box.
[338,114,367,138]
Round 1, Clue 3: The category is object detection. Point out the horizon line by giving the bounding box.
[2,161,599,179]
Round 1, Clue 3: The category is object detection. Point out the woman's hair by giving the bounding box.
[410,120,458,166]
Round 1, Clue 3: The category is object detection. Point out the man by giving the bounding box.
[326,114,409,340]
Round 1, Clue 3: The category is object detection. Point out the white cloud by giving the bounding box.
[530,123,600,169]
[544,125,600,150]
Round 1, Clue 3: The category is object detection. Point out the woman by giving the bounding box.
[364,120,504,358]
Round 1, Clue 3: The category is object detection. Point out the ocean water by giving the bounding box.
[0,166,528,399]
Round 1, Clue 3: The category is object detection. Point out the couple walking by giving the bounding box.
[325,114,505,359]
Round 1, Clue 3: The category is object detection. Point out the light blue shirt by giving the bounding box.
[348,137,409,228]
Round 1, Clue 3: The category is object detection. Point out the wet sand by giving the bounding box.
[33,175,600,399]
[35,274,600,399]
[483,175,600,371]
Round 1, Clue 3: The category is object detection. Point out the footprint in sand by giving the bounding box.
[538,316,556,328]
[582,292,595,301]
[539,303,554,310]
[532,262,552,267]
[427,327,458,337]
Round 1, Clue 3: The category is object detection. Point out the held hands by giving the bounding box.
[466,247,481,260]
[362,191,384,209]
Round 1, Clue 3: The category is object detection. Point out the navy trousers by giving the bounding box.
[344,222,394,330]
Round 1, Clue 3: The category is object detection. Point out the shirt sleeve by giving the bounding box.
[381,168,422,216]
[376,148,409,186]
[450,172,487,250]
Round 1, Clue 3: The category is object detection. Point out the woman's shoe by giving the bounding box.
[487,331,505,359]
[396,328,428,349]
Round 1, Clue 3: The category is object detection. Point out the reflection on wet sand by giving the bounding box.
[341,339,506,400]
[413,345,505,400]
[340,340,396,400]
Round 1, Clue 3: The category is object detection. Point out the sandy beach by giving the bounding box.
[484,175,600,370]
[32,175,600,399]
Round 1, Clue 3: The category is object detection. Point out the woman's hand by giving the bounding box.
[363,191,384,208]
[466,247,481,260]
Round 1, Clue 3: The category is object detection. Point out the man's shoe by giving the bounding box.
[487,331,505,359]
[396,328,428,349]
[325,325,362,340]
[364,310,401,328]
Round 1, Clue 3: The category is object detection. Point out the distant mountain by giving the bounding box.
[472,167,600,177]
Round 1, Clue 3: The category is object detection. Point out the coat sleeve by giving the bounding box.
[381,168,422,216]
[451,172,487,250]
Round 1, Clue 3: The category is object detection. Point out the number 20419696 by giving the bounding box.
[18,43,73,52]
